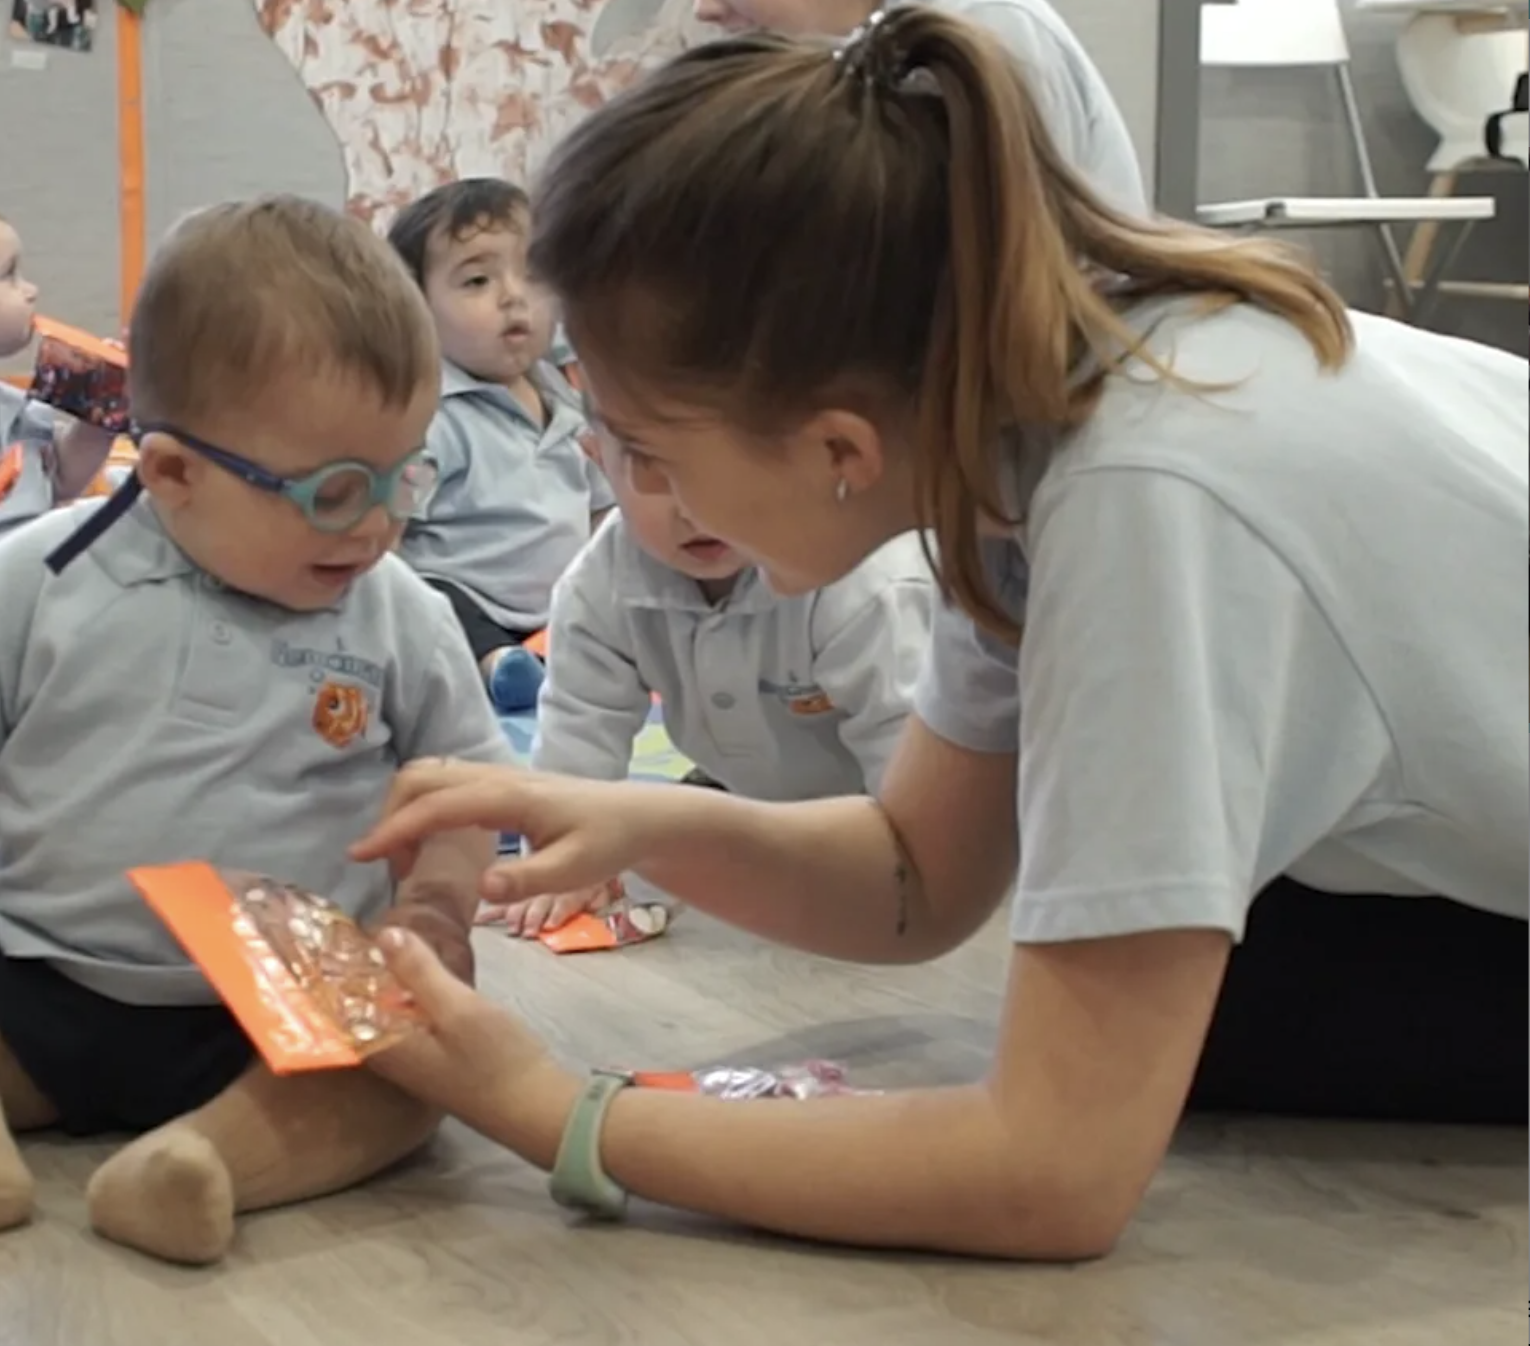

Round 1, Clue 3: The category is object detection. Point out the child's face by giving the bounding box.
[0,222,40,358]
[586,426,747,585]
[577,345,902,599]
[140,370,438,612]
[422,220,554,386]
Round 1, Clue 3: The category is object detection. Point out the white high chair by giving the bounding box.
[1197,0,1496,325]
[1353,0,1527,311]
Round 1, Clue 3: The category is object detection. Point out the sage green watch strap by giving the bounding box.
[549,1068,633,1220]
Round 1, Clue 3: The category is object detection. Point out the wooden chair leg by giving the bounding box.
[1388,171,1460,318]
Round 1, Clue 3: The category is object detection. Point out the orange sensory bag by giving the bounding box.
[30,317,131,432]
[130,862,419,1075]
[537,894,672,954]
[628,1062,868,1099]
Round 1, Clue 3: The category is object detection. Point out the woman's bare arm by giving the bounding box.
[353,718,1019,966]
[381,923,1231,1258]
[629,717,1019,963]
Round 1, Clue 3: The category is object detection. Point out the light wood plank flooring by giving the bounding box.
[2,912,1523,1346]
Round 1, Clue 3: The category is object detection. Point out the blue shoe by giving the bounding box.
[488,646,545,713]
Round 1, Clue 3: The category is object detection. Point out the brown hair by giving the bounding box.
[530,10,1352,638]
[129,195,439,425]
[386,177,532,288]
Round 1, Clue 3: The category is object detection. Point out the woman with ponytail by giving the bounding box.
[349,8,1527,1258]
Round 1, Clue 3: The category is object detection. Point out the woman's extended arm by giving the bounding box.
[633,718,1016,961]
[372,921,1230,1259]
[354,717,1019,965]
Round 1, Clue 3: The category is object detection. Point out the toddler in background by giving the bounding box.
[388,178,614,713]
[0,214,116,535]
[488,427,934,936]
[0,196,511,1264]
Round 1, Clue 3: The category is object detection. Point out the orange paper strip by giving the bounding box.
[32,317,128,367]
[538,912,619,954]
[630,1071,699,1092]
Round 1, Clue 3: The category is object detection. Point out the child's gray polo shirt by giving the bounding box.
[533,518,934,799]
[0,383,56,537]
[398,360,615,632]
[0,498,517,1005]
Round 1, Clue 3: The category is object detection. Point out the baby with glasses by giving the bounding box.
[0,196,514,1265]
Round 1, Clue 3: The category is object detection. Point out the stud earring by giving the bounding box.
[834,478,850,504]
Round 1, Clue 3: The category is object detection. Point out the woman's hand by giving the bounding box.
[368,928,577,1157]
[350,760,670,906]
[375,900,477,984]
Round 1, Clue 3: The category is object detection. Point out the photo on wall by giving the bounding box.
[7,0,97,52]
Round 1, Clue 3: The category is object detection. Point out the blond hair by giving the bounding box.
[129,195,439,425]
[529,10,1352,638]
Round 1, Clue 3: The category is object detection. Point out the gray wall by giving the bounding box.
[1200,0,1529,356]
[0,2,122,364]
[142,0,344,246]
[0,0,1524,370]
[0,0,344,373]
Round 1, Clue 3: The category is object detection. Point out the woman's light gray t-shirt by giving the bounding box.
[915,303,1528,941]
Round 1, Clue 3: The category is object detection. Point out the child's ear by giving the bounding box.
[135,431,200,508]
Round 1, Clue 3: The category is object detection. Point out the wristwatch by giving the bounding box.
[549,1067,634,1220]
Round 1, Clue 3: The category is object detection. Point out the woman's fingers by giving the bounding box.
[479,837,602,903]
[375,928,470,1024]
[350,775,522,864]
[377,757,505,823]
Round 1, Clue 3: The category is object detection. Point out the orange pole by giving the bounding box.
[116,4,146,324]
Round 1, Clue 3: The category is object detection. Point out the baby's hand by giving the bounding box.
[51,419,118,501]
[476,879,622,939]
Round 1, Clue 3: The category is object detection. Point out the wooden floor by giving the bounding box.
[2,910,1523,1346]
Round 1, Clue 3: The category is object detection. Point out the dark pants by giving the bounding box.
[424,579,533,666]
[0,953,254,1136]
[1188,878,1525,1124]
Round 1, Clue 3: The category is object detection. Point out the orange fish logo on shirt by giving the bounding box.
[312,681,370,749]
[787,691,835,716]
[0,444,23,503]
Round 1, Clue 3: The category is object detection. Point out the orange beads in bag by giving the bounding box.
[130,862,419,1075]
